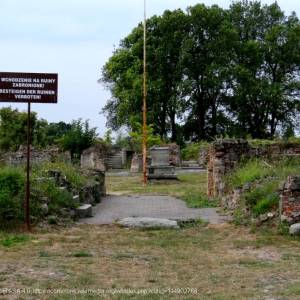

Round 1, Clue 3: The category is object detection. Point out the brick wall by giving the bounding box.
[280,176,300,224]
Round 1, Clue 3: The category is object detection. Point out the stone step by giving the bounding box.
[106,150,126,169]
[76,204,92,218]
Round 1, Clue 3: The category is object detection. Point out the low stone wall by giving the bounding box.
[207,140,300,201]
[254,143,300,157]
[280,176,300,224]
[2,146,71,166]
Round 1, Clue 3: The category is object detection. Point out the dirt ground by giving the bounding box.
[0,224,300,300]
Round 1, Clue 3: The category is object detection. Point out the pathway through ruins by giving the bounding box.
[79,195,232,225]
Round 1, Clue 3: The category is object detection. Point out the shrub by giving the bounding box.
[0,168,25,223]
[57,119,97,159]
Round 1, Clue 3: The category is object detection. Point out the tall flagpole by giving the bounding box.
[142,0,148,185]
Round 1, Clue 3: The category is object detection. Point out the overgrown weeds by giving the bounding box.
[226,157,300,189]
[227,157,300,230]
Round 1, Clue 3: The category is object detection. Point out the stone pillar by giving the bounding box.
[80,146,107,172]
[207,139,251,198]
[130,153,143,173]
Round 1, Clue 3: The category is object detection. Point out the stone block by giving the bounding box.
[80,180,103,204]
[289,223,300,236]
[117,217,179,229]
[81,146,107,171]
[148,166,177,180]
[76,204,92,218]
[150,147,170,167]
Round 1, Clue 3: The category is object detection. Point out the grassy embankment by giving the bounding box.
[225,157,300,226]
[0,162,87,228]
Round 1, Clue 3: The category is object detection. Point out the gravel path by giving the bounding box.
[79,195,232,225]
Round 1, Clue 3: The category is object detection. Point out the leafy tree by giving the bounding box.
[101,10,188,141]
[129,123,163,153]
[101,2,300,141]
[114,131,132,150]
[228,1,300,138]
[57,119,97,158]
[181,4,235,140]
[44,122,72,145]
[0,107,37,151]
[103,129,113,145]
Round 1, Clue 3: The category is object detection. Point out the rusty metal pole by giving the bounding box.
[142,0,148,185]
[25,101,31,231]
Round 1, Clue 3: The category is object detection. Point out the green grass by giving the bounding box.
[71,251,93,258]
[226,157,300,189]
[182,192,219,208]
[244,180,280,216]
[106,172,209,207]
[225,159,271,188]
[0,233,30,247]
[35,161,87,188]
[0,167,25,224]
[279,283,300,297]
[0,162,87,225]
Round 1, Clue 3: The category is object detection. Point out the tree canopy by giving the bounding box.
[101,1,300,142]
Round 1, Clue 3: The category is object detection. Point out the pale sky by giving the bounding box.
[0,0,298,136]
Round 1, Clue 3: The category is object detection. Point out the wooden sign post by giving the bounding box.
[0,72,58,230]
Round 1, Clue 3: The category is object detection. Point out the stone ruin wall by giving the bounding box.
[198,148,209,168]
[280,176,300,224]
[207,139,251,198]
[80,144,108,172]
[0,145,71,166]
[207,140,300,203]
